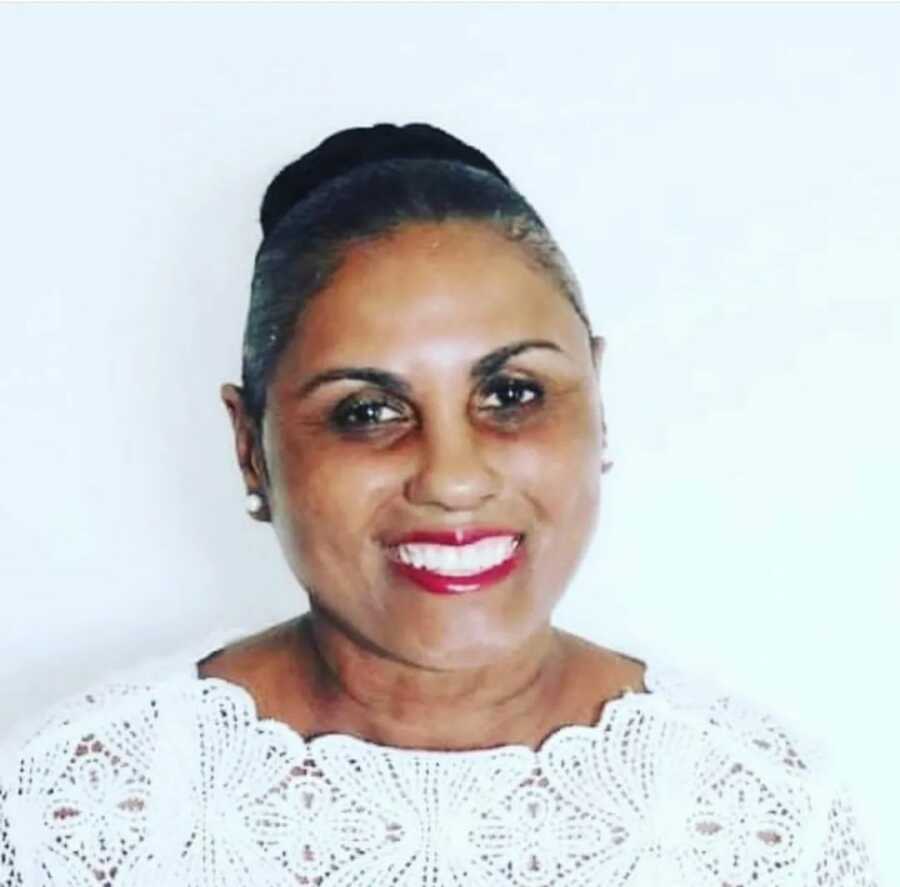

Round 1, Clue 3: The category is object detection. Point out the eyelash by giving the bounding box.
[330,376,545,432]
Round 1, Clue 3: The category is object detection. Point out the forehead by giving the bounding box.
[290,221,584,366]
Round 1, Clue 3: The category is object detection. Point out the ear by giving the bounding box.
[589,336,610,450]
[220,383,271,521]
[590,335,606,373]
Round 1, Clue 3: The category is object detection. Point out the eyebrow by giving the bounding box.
[294,339,567,401]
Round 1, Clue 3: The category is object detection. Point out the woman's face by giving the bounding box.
[228,221,606,671]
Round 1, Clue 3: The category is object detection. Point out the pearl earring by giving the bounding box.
[245,492,265,515]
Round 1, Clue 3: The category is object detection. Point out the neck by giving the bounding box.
[299,608,567,751]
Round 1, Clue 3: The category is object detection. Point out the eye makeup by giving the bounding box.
[328,374,546,434]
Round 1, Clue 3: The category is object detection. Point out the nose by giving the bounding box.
[403,413,501,511]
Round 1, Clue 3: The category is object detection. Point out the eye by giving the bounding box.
[479,376,544,413]
[331,395,406,431]
[329,376,544,434]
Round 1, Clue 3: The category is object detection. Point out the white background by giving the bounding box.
[1,3,896,881]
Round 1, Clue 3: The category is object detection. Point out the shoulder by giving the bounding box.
[1,673,192,782]
[558,647,876,883]
[0,661,270,886]
[551,633,838,809]
[533,630,831,782]
[559,633,822,762]
[614,653,847,853]
[552,636,834,793]
[639,656,832,779]
[0,624,262,782]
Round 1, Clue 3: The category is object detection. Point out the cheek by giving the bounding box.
[271,477,371,598]
[274,446,364,528]
[268,433,395,568]
[524,442,602,530]
[515,406,603,553]
[519,401,603,491]
[263,426,342,551]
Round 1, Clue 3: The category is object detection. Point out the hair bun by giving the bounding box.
[260,122,511,238]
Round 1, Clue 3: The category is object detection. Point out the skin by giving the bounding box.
[212,220,646,752]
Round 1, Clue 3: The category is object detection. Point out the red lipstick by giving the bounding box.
[382,528,526,595]
[387,543,525,595]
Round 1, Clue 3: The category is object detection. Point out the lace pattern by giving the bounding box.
[0,644,879,886]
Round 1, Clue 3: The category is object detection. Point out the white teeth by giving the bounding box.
[391,536,520,575]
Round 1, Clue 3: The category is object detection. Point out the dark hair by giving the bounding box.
[242,122,592,428]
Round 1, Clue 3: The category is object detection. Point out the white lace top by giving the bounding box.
[0,627,879,887]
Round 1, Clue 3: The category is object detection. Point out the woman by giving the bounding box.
[0,123,878,886]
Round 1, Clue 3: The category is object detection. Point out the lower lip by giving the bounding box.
[386,539,525,595]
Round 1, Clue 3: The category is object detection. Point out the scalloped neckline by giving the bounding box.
[195,672,665,760]
[189,633,666,760]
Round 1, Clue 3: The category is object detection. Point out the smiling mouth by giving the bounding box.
[385,534,524,574]
[384,535,526,595]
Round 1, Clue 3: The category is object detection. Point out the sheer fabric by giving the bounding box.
[0,628,878,886]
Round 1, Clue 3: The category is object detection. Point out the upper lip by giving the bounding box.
[383,527,525,547]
